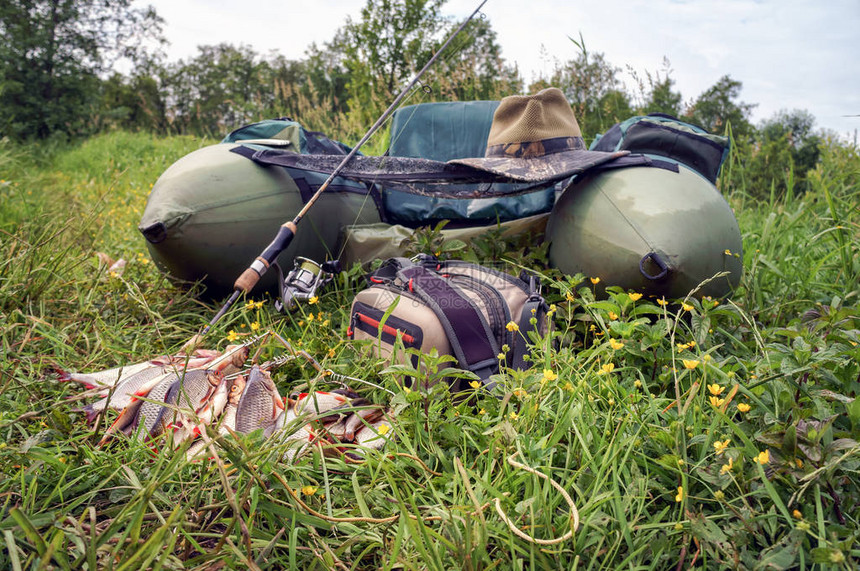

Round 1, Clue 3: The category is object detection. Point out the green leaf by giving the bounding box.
[753,531,801,570]
[440,239,466,252]
[847,397,860,427]
[782,425,797,455]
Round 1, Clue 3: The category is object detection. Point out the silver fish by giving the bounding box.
[133,372,185,439]
[58,349,222,391]
[353,416,392,450]
[218,374,246,435]
[170,370,229,445]
[234,366,284,435]
[57,361,156,391]
[184,375,246,461]
[97,370,180,444]
[80,366,179,423]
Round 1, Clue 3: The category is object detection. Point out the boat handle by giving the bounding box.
[639,252,670,281]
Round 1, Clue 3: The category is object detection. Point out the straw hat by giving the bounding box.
[450,87,627,181]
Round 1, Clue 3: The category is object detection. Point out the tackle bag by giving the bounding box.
[590,113,730,183]
[347,256,547,391]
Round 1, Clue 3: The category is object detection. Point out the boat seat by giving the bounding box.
[383,100,556,227]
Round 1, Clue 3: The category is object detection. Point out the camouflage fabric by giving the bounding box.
[450,147,627,181]
[245,148,635,191]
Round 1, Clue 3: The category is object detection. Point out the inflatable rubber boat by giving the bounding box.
[139,102,742,299]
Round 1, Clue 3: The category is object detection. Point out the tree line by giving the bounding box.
[1,0,825,199]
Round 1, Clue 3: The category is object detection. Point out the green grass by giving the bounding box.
[0,131,858,569]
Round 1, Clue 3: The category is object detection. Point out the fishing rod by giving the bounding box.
[198,0,489,337]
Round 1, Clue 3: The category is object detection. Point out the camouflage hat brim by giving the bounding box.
[449,148,629,182]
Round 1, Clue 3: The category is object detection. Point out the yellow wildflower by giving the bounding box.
[307,313,315,322]
[681,302,694,312]
[250,321,260,331]
[327,348,336,358]
[478,408,486,415]
[676,342,690,351]
[656,297,668,307]
[607,311,618,320]
[682,359,700,370]
[255,300,265,309]
[724,249,732,255]
[795,458,803,468]
[609,338,624,350]
[543,369,558,382]
[513,388,528,398]
[497,353,505,360]
[675,486,684,502]
[547,304,557,315]
[754,450,770,465]
[713,439,730,455]
[634,379,642,388]
[376,424,390,436]
[509,411,519,421]
[565,291,575,302]
[709,396,725,407]
[720,457,734,475]
[245,300,256,310]
[590,277,600,285]
[563,381,574,391]
[714,490,725,501]
[792,509,802,519]
[737,402,751,413]
[226,330,239,342]
[599,363,615,375]
[628,292,643,301]
[708,383,724,396]
[308,296,319,305]
[301,486,318,496]
[505,321,519,332]
[469,380,482,390]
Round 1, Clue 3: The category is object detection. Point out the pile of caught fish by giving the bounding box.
[58,335,393,461]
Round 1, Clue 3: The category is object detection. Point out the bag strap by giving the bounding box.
[396,265,500,386]
[510,274,548,371]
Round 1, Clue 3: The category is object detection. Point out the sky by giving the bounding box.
[143,0,860,138]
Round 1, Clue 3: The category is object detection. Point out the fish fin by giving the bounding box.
[54,367,72,382]
[81,404,100,425]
